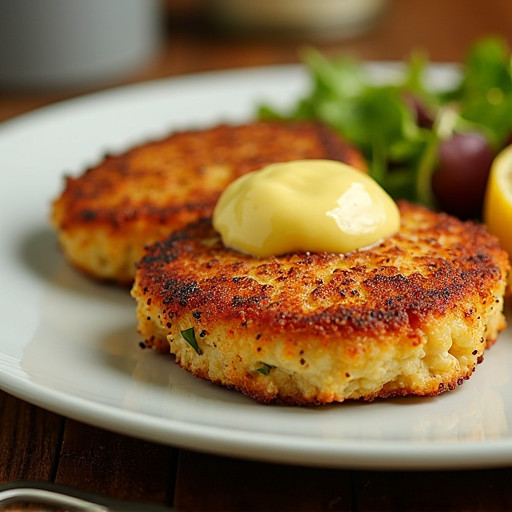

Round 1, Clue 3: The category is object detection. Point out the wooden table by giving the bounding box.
[3,1,512,510]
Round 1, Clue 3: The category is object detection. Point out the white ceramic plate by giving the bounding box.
[2,64,512,470]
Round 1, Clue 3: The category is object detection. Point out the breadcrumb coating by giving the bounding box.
[51,121,365,284]
[132,202,510,405]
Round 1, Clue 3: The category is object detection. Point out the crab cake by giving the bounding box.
[131,201,509,405]
[51,121,365,284]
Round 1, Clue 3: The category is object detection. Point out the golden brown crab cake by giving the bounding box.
[131,201,510,405]
[51,121,365,284]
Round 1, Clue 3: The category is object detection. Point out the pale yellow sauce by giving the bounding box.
[212,159,400,257]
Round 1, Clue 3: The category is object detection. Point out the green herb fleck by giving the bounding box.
[181,327,202,355]
[256,363,274,376]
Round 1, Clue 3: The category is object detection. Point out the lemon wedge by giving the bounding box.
[483,144,512,293]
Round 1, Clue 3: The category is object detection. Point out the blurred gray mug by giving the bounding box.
[0,0,160,90]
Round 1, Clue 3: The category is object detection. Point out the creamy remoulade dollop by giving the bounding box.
[212,159,400,257]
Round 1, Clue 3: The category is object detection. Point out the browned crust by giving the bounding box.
[136,202,508,343]
[51,121,365,283]
[132,202,510,404]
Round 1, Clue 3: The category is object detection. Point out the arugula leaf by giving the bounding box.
[451,37,512,148]
[258,47,430,202]
[258,37,512,212]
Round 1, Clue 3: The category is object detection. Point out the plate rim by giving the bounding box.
[2,62,511,471]
[3,363,512,471]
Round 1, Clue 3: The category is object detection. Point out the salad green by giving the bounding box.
[258,37,512,219]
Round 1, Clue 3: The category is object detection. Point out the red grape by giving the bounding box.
[431,131,494,219]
